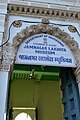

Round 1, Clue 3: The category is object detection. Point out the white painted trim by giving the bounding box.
[13,107,36,110]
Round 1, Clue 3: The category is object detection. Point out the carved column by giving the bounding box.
[74,49,80,83]
[73,49,80,95]
[69,45,80,84]
[0,43,17,71]
[63,38,80,83]
[0,43,16,120]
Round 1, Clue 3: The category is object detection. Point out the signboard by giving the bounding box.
[15,34,76,67]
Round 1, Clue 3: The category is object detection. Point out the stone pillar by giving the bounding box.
[0,71,10,120]
[74,49,80,96]
[75,74,80,96]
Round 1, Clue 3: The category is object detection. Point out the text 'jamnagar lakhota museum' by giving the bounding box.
[1,0,80,120]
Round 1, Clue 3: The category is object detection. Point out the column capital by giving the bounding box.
[0,43,16,72]
[0,64,10,71]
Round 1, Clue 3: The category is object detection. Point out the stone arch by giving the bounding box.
[13,18,79,62]
[1,18,80,82]
[13,19,79,54]
[12,18,80,82]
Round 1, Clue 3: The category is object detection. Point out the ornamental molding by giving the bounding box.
[13,19,79,53]
[8,4,80,22]
[1,18,80,83]
[0,43,16,71]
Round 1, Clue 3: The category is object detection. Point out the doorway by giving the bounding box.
[9,65,80,120]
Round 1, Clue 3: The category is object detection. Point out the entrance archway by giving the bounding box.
[7,18,80,119]
[1,18,80,80]
[12,18,79,77]
[3,20,80,120]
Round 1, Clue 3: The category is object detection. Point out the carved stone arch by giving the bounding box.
[13,18,79,61]
[1,18,80,82]
[12,19,80,82]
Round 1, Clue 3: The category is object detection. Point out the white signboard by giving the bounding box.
[15,34,76,67]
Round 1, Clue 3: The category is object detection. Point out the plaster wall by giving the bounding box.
[0,2,7,58]
[8,0,80,6]
[0,72,9,120]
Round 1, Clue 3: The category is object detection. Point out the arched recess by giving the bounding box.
[11,18,80,82]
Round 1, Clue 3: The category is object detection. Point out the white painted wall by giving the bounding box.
[0,2,9,118]
[0,72,9,120]
[7,0,80,12]
[0,3,7,58]
[8,0,80,7]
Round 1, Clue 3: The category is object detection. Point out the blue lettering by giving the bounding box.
[19,55,37,61]
[24,45,47,50]
[25,34,43,44]
[54,56,72,64]
[38,56,53,62]
[48,47,66,52]
[35,50,55,55]
[48,36,64,47]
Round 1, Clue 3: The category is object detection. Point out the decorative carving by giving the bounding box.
[60,32,71,40]
[8,4,80,22]
[74,49,80,83]
[13,20,22,27]
[68,25,77,33]
[0,43,17,71]
[67,40,79,52]
[13,19,79,55]
[42,18,50,24]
